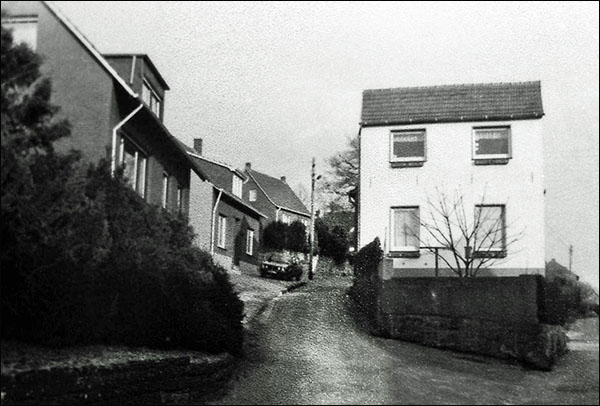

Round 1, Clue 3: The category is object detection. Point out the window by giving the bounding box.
[119,135,147,198]
[232,175,243,198]
[177,186,183,214]
[141,80,162,117]
[2,17,38,50]
[390,207,420,253]
[249,189,257,202]
[246,229,254,255]
[218,215,227,249]
[474,205,506,257]
[390,129,426,166]
[162,173,169,209]
[472,126,511,163]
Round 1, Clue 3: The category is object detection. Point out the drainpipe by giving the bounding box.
[111,104,143,175]
[276,207,281,222]
[210,188,224,255]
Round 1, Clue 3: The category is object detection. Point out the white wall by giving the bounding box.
[359,119,545,276]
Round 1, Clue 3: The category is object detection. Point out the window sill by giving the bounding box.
[388,250,421,258]
[390,161,425,168]
[473,158,510,166]
[473,250,507,259]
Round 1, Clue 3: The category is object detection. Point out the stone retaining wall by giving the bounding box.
[352,259,568,370]
[1,353,235,405]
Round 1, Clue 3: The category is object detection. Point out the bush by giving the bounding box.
[262,220,308,253]
[349,238,383,319]
[1,27,243,355]
[539,276,597,326]
[315,218,349,264]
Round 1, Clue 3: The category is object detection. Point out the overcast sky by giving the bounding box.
[53,1,599,289]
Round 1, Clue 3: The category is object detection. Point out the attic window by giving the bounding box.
[232,175,243,198]
[2,16,38,50]
[141,79,161,117]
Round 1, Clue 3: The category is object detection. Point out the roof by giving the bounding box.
[103,53,170,90]
[178,142,267,219]
[42,1,137,98]
[361,81,544,126]
[247,169,310,216]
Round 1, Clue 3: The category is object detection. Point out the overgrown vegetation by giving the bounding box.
[315,217,349,264]
[539,260,599,326]
[0,25,243,355]
[262,220,308,253]
[348,237,383,321]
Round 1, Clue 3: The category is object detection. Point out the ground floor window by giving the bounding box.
[474,205,506,257]
[390,206,420,252]
[246,228,254,255]
[218,214,227,249]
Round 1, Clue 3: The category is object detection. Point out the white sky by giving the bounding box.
[53,1,599,289]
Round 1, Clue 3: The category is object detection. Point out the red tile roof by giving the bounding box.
[361,81,543,126]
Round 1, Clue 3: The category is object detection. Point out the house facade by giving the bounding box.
[185,139,266,275]
[1,1,196,215]
[359,81,545,277]
[243,163,310,227]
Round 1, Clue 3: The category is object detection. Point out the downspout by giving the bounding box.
[210,188,224,256]
[276,206,281,222]
[111,104,143,175]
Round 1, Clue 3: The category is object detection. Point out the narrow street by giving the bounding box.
[207,275,598,405]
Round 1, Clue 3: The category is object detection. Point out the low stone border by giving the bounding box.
[1,352,235,405]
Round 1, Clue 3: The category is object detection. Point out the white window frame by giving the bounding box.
[119,134,147,199]
[390,206,420,252]
[389,129,427,163]
[474,204,507,256]
[472,126,512,160]
[249,189,257,202]
[218,215,227,249]
[246,229,254,255]
[177,186,183,213]
[232,175,243,198]
[142,79,162,117]
[162,173,169,209]
[1,16,38,50]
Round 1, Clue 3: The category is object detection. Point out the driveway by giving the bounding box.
[208,275,599,405]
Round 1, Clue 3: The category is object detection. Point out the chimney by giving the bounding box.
[245,162,252,171]
[193,138,203,155]
[280,176,286,183]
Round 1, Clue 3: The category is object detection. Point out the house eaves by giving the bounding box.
[187,151,245,178]
[43,1,138,99]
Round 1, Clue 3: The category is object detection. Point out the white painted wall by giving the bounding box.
[359,119,545,276]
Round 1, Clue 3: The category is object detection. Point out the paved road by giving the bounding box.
[209,276,599,405]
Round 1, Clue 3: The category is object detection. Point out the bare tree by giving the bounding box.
[320,134,358,210]
[410,187,524,277]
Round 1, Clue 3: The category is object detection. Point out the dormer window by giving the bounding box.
[232,175,243,198]
[141,79,161,117]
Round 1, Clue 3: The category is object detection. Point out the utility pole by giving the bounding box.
[309,157,316,280]
[569,244,573,272]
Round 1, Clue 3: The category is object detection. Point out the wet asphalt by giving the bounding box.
[207,275,599,405]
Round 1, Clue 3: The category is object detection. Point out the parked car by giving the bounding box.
[260,251,303,281]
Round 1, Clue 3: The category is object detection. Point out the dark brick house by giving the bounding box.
[184,139,266,275]
[1,1,202,215]
[243,163,310,227]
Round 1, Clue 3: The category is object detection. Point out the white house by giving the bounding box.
[358,81,545,277]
